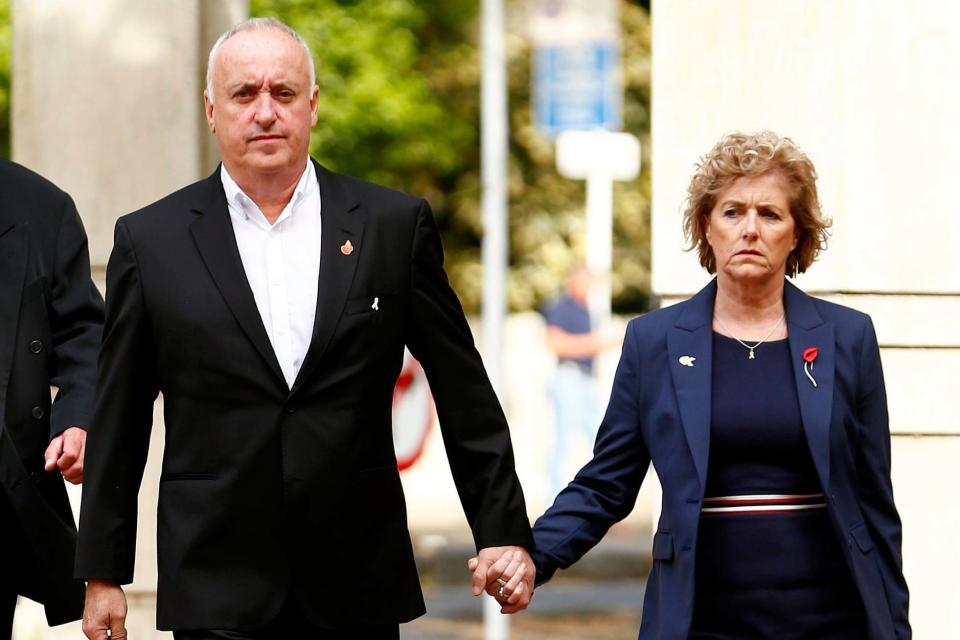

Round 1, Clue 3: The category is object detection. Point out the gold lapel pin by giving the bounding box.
[679,355,696,367]
[340,240,354,256]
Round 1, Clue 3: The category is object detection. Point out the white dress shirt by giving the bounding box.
[221,161,322,389]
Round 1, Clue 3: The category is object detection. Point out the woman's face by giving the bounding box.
[705,171,798,285]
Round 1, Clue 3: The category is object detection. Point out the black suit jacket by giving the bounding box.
[76,161,533,631]
[0,159,103,625]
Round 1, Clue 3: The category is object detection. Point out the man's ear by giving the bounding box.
[310,85,320,128]
[203,91,216,134]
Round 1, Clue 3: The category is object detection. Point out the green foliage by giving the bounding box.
[0,0,11,159]
[252,0,651,313]
[504,1,652,312]
[252,0,651,312]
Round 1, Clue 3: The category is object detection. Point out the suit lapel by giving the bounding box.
[0,219,27,415]
[667,280,717,490]
[188,170,287,388]
[291,161,363,393]
[785,282,834,492]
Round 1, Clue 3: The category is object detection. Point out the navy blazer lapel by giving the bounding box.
[785,281,834,492]
[0,220,27,413]
[188,169,287,388]
[290,161,363,393]
[667,279,717,490]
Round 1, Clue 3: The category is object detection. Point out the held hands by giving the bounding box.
[82,579,128,640]
[468,546,535,614]
[44,426,86,484]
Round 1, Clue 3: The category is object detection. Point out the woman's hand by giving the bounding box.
[468,548,535,613]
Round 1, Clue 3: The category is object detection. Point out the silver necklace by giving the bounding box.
[714,311,785,360]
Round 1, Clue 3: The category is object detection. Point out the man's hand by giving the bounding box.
[468,546,535,613]
[82,579,128,640]
[44,426,87,484]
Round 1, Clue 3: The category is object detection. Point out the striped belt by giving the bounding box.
[701,493,826,516]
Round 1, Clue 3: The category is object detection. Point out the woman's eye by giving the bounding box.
[723,208,738,217]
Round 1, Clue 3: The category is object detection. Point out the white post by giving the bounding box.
[557,130,641,327]
[585,171,615,327]
[481,0,510,638]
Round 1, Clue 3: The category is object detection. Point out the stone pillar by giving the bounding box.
[651,1,960,637]
[11,1,246,637]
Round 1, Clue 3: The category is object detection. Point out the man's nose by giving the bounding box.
[253,94,278,126]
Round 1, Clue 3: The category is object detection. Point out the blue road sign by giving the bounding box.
[533,42,622,136]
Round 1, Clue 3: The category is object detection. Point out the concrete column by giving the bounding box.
[652,2,960,637]
[11,2,246,637]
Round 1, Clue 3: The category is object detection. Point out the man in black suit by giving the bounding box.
[77,17,534,639]
[0,159,103,635]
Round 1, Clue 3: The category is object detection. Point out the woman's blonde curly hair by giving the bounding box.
[682,131,831,277]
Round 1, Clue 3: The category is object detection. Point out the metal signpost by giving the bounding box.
[556,130,640,324]
[530,0,640,324]
[482,0,510,637]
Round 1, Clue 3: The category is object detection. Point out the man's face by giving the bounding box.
[204,29,318,180]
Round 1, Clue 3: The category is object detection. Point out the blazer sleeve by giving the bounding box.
[531,320,650,585]
[855,318,910,638]
[47,193,104,438]
[75,218,160,583]
[404,199,533,552]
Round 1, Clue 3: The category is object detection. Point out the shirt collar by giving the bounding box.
[220,159,315,226]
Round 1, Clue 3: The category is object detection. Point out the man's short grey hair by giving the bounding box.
[206,17,317,103]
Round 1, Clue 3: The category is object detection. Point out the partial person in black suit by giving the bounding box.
[76,17,534,640]
[0,159,103,636]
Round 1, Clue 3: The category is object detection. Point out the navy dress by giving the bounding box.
[688,334,866,639]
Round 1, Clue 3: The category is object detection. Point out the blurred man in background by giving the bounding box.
[542,265,618,497]
[0,159,103,636]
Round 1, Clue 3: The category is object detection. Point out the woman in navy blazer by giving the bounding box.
[480,132,909,639]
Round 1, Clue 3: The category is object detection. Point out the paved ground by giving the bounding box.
[403,580,645,639]
[402,526,650,639]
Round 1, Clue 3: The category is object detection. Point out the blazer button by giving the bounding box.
[32,406,45,419]
[29,339,44,354]
[285,406,296,415]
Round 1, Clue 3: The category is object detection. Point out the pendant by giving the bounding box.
[749,349,755,360]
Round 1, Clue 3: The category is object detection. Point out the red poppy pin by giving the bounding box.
[802,346,818,388]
